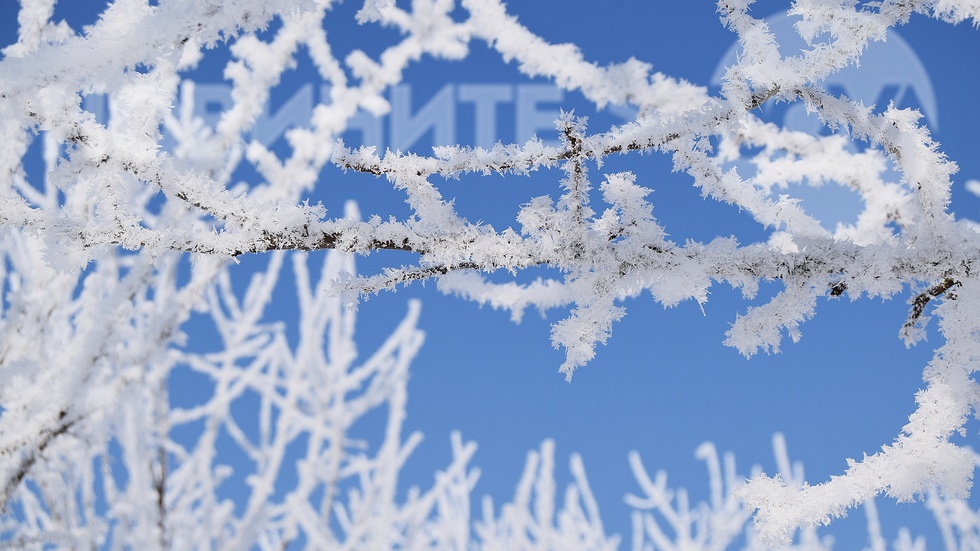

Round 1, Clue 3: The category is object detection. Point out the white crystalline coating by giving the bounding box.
[2,0,980,547]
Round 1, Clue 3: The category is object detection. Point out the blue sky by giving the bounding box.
[7,0,980,547]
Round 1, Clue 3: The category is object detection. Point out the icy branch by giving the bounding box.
[2,0,980,543]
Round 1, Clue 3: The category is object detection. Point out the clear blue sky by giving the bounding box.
[8,0,980,547]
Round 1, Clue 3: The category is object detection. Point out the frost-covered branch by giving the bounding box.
[3,0,980,544]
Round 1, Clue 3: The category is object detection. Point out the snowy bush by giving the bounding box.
[2,0,980,548]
